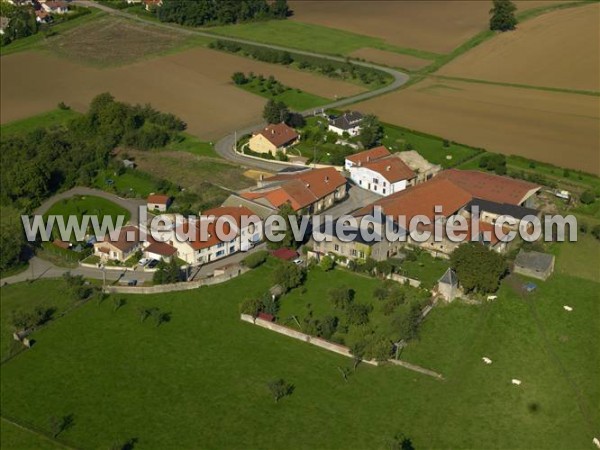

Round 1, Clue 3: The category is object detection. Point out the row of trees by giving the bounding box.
[156,0,290,27]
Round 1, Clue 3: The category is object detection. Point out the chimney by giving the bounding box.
[259,174,264,181]
[325,176,329,183]
[305,183,310,188]
[366,156,370,162]
[386,165,391,171]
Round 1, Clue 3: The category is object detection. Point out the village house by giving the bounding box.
[328,111,363,136]
[169,206,263,265]
[143,239,177,263]
[312,170,540,261]
[345,147,416,196]
[147,194,172,212]
[248,122,298,155]
[240,167,347,214]
[94,226,142,262]
[41,1,68,14]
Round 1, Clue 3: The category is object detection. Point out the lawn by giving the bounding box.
[397,250,450,289]
[550,234,600,282]
[166,133,218,157]
[239,79,330,111]
[381,123,482,168]
[44,195,130,229]
[0,108,80,138]
[1,263,597,449]
[94,169,162,198]
[0,419,64,450]
[0,279,78,362]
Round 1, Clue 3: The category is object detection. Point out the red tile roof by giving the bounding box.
[361,157,415,183]
[97,226,140,252]
[437,169,540,205]
[145,241,177,257]
[355,177,473,224]
[147,194,170,205]
[346,146,391,165]
[244,168,346,212]
[271,248,298,261]
[256,123,299,148]
[52,239,70,250]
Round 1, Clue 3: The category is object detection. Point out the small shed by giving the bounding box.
[514,250,555,281]
[122,159,136,169]
[437,268,459,302]
[271,248,299,261]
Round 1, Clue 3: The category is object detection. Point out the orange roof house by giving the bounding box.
[241,167,347,213]
[345,146,391,167]
[147,194,172,212]
[248,123,299,155]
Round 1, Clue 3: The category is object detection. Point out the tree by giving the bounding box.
[450,242,508,293]
[267,202,297,250]
[358,115,384,148]
[0,207,26,272]
[153,259,183,285]
[273,262,305,292]
[262,99,289,124]
[240,297,263,317]
[286,112,305,128]
[392,301,422,341]
[231,71,247,85]
[490,0,517,31]
[267,378,294,402]
[320,255,335,271]
[365,337,392,362]
[373,285,389,301]
[375,260,392,278]
[580,190,596,205]
[242,250,269,268]
[345,303,372,326]
[113,298,126,312]
[591,224,600,241]
[389,432,416,450]
[328,285,354,310]
[270,0,291,18]
[318,315,338,339]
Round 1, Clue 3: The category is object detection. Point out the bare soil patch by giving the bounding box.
[439,3,600,92]
[349,48,431,70]
[353,78,599,174]
[289,0,560,53]
[49,16,188,66]
[1,47,362,140]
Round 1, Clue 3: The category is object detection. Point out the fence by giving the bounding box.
[104,267,249,294]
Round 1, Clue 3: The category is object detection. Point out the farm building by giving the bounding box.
[328,111,363,136]
[248,122,299,155]
[147,194,172,212]
[437,268,460,302]
[513,250,555,280]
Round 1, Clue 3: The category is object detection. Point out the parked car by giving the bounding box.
[127,279,138,286]
[147,259,159,269]
[138,258,150,266]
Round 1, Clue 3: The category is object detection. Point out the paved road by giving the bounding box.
[33,186,147,224]
[77,1,410,172]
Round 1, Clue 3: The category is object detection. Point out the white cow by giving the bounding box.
[487,295,498,301]
[482,357,493,365]
[593,437,600,449]
[511,379,522,386]
[563,305,573,312]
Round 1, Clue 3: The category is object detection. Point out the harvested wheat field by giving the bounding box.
[349,48,431,70]
[0,47,363,139]
[354,78,599,174]
[439,3,600,92]
[289,0,561,53]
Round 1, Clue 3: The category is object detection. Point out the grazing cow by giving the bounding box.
[511,379,522,386]
[482,357,493,365]
[593,437,600,449]
[563,305,573,312]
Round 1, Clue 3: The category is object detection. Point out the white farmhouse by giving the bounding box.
[346,147,416,196]
[328,111,363,136]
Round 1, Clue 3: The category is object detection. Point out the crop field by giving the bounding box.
[439,3,600,92]
[353,78,600,174]
[287,0,561,54]
[0,44,362,140]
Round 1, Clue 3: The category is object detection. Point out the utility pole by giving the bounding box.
[233,130,237,152]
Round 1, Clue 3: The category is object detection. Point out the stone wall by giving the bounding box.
[387,273,422,288]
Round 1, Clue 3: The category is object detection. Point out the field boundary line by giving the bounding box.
[0,415,80,450]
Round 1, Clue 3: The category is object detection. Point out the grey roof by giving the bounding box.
[467,198,538,220]
[439,268,458,286]
[221,194,276,220]
[329,111,363,130]
[514,250,554,272]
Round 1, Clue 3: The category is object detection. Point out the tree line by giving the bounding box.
[156,0,291,27]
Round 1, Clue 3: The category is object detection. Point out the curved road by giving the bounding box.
[77,1,410,171]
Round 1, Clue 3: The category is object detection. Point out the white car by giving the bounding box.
[292,258,303,266]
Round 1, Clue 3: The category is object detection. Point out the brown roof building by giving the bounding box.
[248,123,299,155]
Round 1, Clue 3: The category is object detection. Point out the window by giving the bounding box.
[351,249,357,256]
[217,242,225,248]
[358,251,365,259]
[373,178,379,184]
[216,250,224,257]
[229,245,235,253]
[383,189,386,195]
[334,244,340,251]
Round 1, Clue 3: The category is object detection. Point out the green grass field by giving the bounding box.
[166,133,218,157]
[44,195,130,228]
[239,80,330,111]
[0,109,80,138]
[0,419,64,450]
[94,169,162,198]
[1,253,597,449]
[381,123,482,168]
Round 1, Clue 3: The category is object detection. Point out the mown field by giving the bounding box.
[1,236,598,449]
[439,3,600,92]
[44,195,130,227]
[353,78,600,174]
